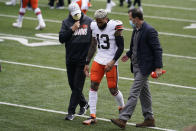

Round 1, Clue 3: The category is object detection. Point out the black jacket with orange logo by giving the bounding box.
[59,13,92,63]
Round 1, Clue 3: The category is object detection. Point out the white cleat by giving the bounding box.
[12,22,22,28]
[5,1,16,6]
[35,22,46,30]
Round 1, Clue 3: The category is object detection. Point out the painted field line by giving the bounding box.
[123,28,196,39]
[1,14,196,39]
[0,60,66,72]
[94,0,196,11]
[0,59,196,90]
[124,49,196,60]
[1,32,196,60]
[0,102,176,131]
[0,0,195,22]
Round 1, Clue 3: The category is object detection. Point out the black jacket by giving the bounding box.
[59,13,92,64]
[126,22,163,75]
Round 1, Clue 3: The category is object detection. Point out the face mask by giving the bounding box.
[129,20,136,28]
[72,13,81,21]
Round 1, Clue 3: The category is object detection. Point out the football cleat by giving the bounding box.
[65,114,75,121]
[83,116,97,125]
[35,22,46,30]
[78,104,89,115]
[12,22,22,28]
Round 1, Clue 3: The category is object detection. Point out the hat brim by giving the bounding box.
[71,10,81,16]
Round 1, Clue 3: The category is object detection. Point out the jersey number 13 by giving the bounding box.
[96,34,110,49]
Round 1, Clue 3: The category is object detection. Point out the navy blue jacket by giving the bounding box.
[126,22,163,75]
[59,13,92,64]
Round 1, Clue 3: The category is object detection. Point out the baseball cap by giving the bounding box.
[94,9,107,18]
[68,2,81,16]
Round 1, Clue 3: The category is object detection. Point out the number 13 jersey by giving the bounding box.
[90,20,123,65]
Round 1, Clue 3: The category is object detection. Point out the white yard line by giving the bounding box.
[142,3,196,11]
[123,49,196,60]
[0,59,196,90]
[0,101,176,131]
[1,14,196,39]
[1,32,196,60]
[94,0,196,11]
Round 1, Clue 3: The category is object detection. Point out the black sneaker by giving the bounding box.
[78,104,89,115]
[65,114,75,120]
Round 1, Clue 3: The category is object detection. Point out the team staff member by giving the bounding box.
[12,0,46,30]
[83,9,125,125]
[59,3,92,120]
[111,8,163,129]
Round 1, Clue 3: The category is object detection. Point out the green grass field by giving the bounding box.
[0,0,196,130]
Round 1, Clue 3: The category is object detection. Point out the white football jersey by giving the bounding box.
[90,20,123,65]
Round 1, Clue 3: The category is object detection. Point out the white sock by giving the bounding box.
[89,90,98,115]
[34,8,44,24]
[18,8,26,23]
[114,90,124,107]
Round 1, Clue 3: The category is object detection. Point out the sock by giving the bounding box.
[89,89,98,116]
[34,8,44,24]
[18,8,26,23]
[114,90,124,108]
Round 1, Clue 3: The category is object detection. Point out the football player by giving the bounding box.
[72,0,91,14]
[12,0,46,30]
[83,9,125,125]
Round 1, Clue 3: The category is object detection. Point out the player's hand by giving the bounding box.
[71,21,80,31]
[155,68,162,78]
[84,65,90,77]
[105,60,115,72]
[121,55,129,62]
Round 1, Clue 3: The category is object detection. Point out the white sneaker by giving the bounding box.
[12,22,22,28]
[5,1,16,6]
[35,22,46,30]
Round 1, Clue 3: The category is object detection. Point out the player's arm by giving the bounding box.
[84,37,97,77]
[113,29,124,61]
[105,29,124,72]
[86,37,97,65]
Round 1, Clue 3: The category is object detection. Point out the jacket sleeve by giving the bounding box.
[148,28,163,68]
[59,20,73,44]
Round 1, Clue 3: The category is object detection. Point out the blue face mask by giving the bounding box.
[129,20,136,28]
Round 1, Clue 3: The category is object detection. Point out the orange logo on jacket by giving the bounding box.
[73,24,88,36]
